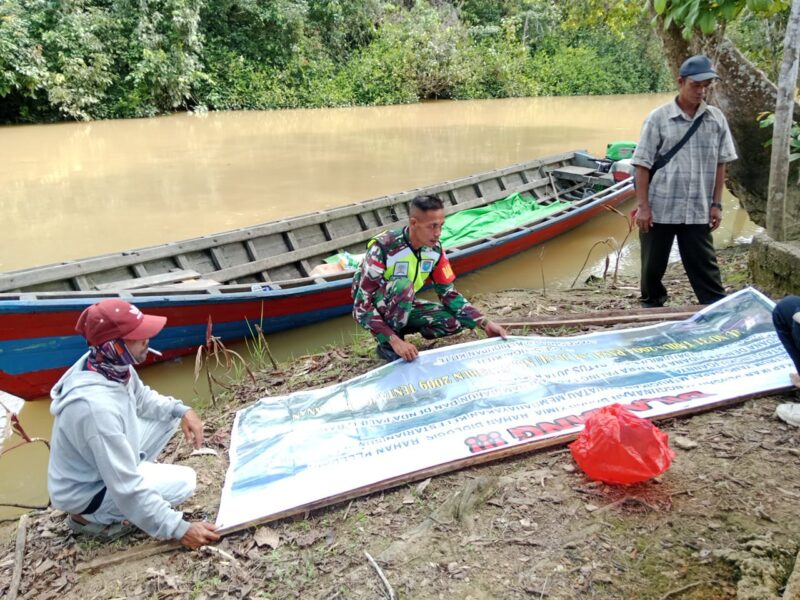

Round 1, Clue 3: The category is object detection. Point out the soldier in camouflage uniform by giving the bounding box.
[352,195,508,362]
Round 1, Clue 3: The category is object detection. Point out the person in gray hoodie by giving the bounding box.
[48,298,219,549]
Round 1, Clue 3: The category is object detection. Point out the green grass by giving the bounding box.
[191,576,223,598]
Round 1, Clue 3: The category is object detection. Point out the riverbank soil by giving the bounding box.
[2,245,800,600]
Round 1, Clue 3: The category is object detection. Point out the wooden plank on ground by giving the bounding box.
[496,305,705,330]
[76,540,182,573]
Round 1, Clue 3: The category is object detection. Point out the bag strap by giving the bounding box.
[650,111,707,177]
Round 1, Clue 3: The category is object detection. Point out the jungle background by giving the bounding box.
[0,0,791,123]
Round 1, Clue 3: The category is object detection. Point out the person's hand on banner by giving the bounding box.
[477,317,507,339]
[483,320,508,339]
[180,521,220,549]
[390,335,418,361]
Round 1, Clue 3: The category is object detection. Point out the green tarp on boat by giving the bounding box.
[324,192,571,270]
[439,192,571,248]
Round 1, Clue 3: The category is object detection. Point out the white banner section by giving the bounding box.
[217,288,791,530]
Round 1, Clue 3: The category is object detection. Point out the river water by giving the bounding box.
[0,94,760,520]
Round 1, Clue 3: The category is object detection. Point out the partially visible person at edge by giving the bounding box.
[48,298,220,549]
[352,194,508,361]
[771,296,800,426]
[631,54,737,308]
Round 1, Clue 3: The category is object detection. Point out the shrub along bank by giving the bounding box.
[1,0,789,123]
[1,0,672,122]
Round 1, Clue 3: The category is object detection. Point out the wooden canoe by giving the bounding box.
[0,149,634,399]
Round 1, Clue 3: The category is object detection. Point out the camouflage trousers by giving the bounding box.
[375,278,465,340]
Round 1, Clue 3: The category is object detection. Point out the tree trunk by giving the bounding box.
[766,0,800,241]
[647,2,800,231]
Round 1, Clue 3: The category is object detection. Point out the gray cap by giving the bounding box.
[679,55,719,81]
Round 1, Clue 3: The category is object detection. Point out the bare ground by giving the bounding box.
[2,245,800,600]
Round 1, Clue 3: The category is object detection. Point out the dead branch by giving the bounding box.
[0,502,49,510]
[8,513,29,600]
[202,544,239,564]
[538,245,547,296]
[0,437,51,458]
[602,204,635,286]
[255,324,279,370]
[659,580,706,599]
[364,550,396,600]
[342,499,353,521]
[570,239,614,288]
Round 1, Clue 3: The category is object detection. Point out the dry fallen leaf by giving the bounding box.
[293,529,326,547]
[673,436,698,450]
[253,526,281,548]
[190,447,219,457]
[416,478,431,496]
[34,558,58,575]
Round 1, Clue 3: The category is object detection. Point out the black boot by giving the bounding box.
[376,342,401,362]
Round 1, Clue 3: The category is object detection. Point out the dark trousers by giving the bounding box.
[773,296,800,372]
[379,278,464,340]
[639,223,725,307]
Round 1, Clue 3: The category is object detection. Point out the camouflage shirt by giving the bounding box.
[351,228,483,342]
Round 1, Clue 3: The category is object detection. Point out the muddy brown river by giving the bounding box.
[0,94,759,520]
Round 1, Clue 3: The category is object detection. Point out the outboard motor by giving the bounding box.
[605,141,637,182]
[605,141,637,161]
[610,158,635,182]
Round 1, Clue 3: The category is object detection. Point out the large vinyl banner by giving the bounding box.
[217,288,791,530]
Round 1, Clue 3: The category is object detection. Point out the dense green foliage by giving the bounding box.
[0,0,677,122]
[652,0,788,36]
[727,4,791,82]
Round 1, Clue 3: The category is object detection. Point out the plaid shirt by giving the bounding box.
[631,98,737,225]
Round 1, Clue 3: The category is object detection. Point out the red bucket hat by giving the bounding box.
[76,299,166,346]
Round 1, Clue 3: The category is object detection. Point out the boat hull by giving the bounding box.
[0,184,632,400]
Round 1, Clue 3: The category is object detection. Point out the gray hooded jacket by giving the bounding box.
[48,353,191,540]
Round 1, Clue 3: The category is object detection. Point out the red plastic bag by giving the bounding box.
[569,404,675,484]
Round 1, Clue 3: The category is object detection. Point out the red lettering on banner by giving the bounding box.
[626,390,709,412]
[507,425,544,441]
[538,415,584,434]
[507,391,709,442]
[464,431,508,454]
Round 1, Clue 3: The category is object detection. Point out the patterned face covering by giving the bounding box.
[85,339,136,384]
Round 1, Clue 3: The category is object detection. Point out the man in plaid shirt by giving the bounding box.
[631,54,738,308]
[352,195,507,362]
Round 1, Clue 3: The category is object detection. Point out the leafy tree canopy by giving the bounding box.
[0,0,787,122]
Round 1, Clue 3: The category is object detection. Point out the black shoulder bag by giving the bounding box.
[648,111,707,179]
